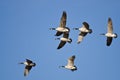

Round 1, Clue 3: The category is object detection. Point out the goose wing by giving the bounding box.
[77,32,87,43]
[55,31,63,36]
[63,32,69,38]
[59,11,67,28]
[107,17,113,33]
[82,22,89,29]
[107,37,112,46]
[57,41,66,49]
[67,55,75,66]
[24,66,32,76]
[26,59,32,63]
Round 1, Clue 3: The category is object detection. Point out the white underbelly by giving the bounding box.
[61,38,68,41]
[56,27,68,32]
[65,65,75,69]
[79,28,89,32]
[105,33,115,37]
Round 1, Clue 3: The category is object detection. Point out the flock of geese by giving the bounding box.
[50,11,117,49]
[19,11,118,76]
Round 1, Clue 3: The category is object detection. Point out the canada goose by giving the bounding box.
[50,11,70,36]
[100,17,117,46]
[19,59,36,76]
[55,32,72,49]
[59,55,77,71]
[73,22,92,44]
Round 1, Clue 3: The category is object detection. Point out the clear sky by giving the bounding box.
[0,0,120,80]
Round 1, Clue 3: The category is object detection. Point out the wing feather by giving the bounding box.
[24,66,32,76]
[26,59,32,63]
[107,17,113,33]
[63,32,69,38]
[57,41,66,49]
[55,31,63,36]
[59,11,67,28]
[107,37,112,46]
[82,22,89,29]
[67,55,75,66]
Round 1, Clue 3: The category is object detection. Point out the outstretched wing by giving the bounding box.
[77,32,87,43]
[24,66,32,76]
[57,41,66,49]
[107,17,113,33]
[63,32,69,38]
[59,11,67,28]
[26,59,32,63]
[106,37,112,46]
[67,55,75,66]
[82,22,89,29]
[55,31,63,36]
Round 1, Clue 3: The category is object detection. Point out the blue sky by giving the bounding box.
[0,0,120,80]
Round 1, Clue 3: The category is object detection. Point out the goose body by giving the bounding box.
[59,55,77,71]
[79,27,90,32]
[56,27,69,32]
[105,33,117,38]
[19,59,36,76]
[56,32,72,49]
[60,37,71,42]
[73,22,92,44]
[100,17,117,46]
[50,11,70,36]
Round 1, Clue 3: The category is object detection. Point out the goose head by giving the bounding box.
[55,38,60,40]
[59,66,65,68]
[19,62,24,64]
[49,28,56,30]
[73,28,79,30]
[100,33,105,36]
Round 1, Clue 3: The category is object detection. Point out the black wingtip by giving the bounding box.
[72,55,75,58]
[57,47,61,49]
[108,17,112,22]
[83,22,89,26]
[63,11,66,14]
[106,44,111,46]
[106,42,111,46]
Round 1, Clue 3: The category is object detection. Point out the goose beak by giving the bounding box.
[49,28,55,30]
[18,62,24,64]
[49,28,52,30]
[100,33,105,35]
[73,28,79,30]
[55,38,60,40]
[59,66,64,68]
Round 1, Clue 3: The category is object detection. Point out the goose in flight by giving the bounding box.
[59,55,77,71]
[19,59,36,76]
[50,11,70,36]
[73,22,92,44]
[100,17,117,46]
[55,32,72,49]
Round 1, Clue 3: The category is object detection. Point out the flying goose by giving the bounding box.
[59,55,77,71]
[73,22,92,44]
[19,59,36,76]
[50,11,70,36]
[100,17,117,46]
[55,32,72,49]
